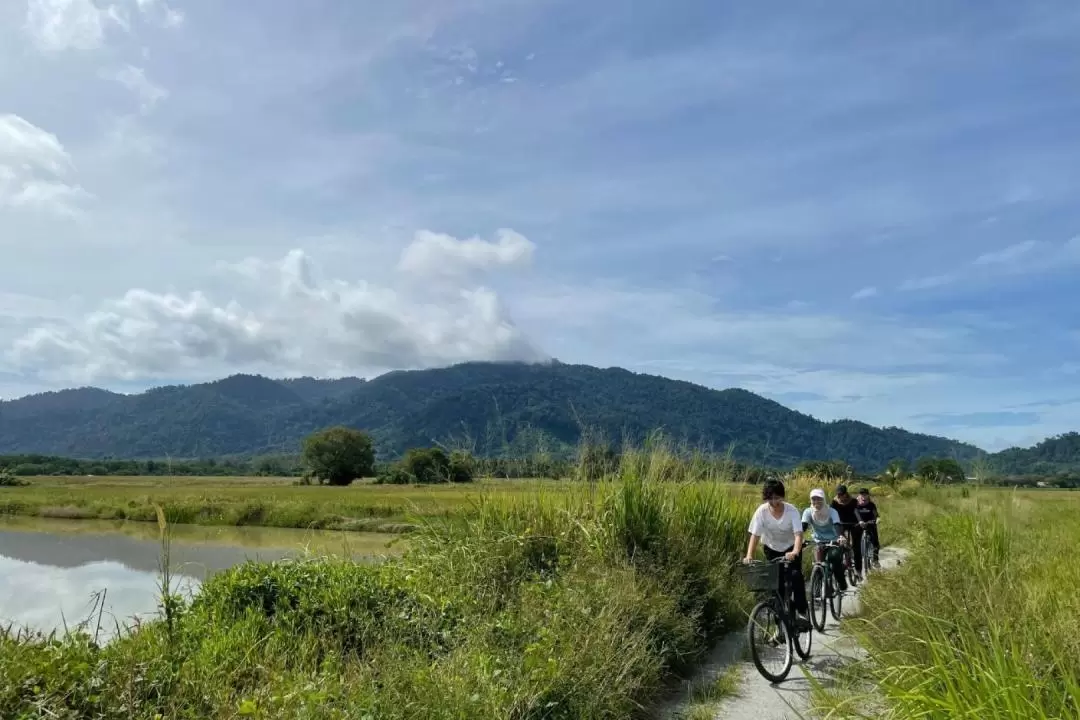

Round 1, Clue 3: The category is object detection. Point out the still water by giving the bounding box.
[0,516,402,638]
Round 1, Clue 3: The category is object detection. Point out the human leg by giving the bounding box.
[850,526,864,575]
[826,545,847,592]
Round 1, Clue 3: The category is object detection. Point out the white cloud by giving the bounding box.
[7,230,547,383]
[851,286,878,300]
[0,114,86,213]
[899,273,957,291]
[107,64,168,113]
[24,0,115,51]
[398,228,534,279]
[972,239,1041,265]
[24,0,182,52]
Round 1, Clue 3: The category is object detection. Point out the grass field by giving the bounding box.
[813,486,1080,719]
[3,462,1074,719]
[0,475,565,533]
[0,447,771,719]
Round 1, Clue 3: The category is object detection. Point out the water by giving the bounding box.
[0,516,402,638]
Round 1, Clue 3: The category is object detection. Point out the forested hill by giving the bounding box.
[986,432,1080,476]
[0,360,999,472]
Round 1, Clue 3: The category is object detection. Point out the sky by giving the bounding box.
[1,0,1079,452]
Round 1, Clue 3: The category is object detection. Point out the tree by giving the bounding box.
[915,456,965,484]
[883,458,909,487]
[301,426,375,486]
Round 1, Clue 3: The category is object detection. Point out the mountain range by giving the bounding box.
[0,361,1074,474]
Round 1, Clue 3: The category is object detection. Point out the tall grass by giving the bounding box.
[815,488,1080,719]
[0,440,759,719]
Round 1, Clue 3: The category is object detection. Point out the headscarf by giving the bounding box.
[810,489,831,525]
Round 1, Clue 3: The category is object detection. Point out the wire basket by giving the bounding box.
[740,562,780,592]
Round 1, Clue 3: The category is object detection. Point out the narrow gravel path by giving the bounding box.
[659,546,908,720]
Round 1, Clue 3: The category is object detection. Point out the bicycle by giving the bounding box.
[837,522,862,587]
[859,519,880,576]
[740,555,812,683]
[806,539,848,630]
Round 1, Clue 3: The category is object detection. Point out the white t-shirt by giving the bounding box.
[747,501,803,552]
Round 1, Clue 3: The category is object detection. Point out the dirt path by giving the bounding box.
[659,546,908,720]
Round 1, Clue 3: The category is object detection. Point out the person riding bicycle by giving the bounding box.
[743,476,812,631]
[801,488,848,596]
[854,487,881,567]
[831,484,864,579]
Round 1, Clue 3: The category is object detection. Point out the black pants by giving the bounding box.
[824,545,847,591]
[763,545,808,614]
[848,525,864,572]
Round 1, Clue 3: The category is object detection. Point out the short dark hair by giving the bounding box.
[836,484,848,496]
[762,478,786,501]
[858,487,870,495]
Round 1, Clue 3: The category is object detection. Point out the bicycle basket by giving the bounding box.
[740,562,779,592]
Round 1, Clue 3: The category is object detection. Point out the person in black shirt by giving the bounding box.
[831,484,864,577]
[855,488,881,567]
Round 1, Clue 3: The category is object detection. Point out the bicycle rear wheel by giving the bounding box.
[809,565,827,631]
[793,612,812,660]
[829,578,843,620]
[747,599,793,683]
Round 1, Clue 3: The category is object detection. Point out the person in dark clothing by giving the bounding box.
[855,488,881,566]
[831,484,864,577]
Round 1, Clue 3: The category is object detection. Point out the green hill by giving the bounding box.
[987,432,1080,477]
[0,361,1007,473]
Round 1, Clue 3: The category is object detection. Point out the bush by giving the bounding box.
[0,469,29,487]
[301,426,376,485]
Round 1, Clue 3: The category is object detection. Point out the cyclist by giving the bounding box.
[743,476,811,631]
[831,484,863,579]
[801,488,848,596]
[855,487,881,567]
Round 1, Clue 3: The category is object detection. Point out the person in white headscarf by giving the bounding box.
[801,488,847,594]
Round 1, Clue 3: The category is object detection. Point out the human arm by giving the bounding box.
[830,508,846,544]
[744,533,760,564]
[744,507,762,563]
[787,506,803,560]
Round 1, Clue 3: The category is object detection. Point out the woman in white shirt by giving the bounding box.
[743,477,811,629]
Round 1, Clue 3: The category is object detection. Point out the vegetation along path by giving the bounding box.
[664,546,907,720]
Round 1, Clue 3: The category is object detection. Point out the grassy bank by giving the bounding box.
[814,487,1080,719]
[0,447,767,719]
[0,475,565,533]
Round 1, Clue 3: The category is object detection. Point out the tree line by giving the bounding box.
[3,425,1077,488]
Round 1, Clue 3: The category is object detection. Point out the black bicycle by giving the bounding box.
[741,556,812,683]
[859,519,880,577]
[807,540,848,630]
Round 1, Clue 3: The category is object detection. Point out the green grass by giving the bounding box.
[0,445,767,719]
[812,487,1080,719]
[0,475,566,533]
[675,665,742,720]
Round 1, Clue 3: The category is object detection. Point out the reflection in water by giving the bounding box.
[0,516,402,637]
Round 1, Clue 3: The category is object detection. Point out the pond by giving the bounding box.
[0,516,403,639]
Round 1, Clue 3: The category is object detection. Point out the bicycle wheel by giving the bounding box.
[809,565,827,631]
[747,599,792,683]
[793,611,812,660]
[861,533,874,576]
[845,548,860,587]
[829,574,843,621]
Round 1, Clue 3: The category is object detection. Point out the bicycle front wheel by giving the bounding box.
[861,534,874,576]
[809,565,827,631]
[747,599,793,683]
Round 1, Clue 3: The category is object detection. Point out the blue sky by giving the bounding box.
[1,0,1079,451]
